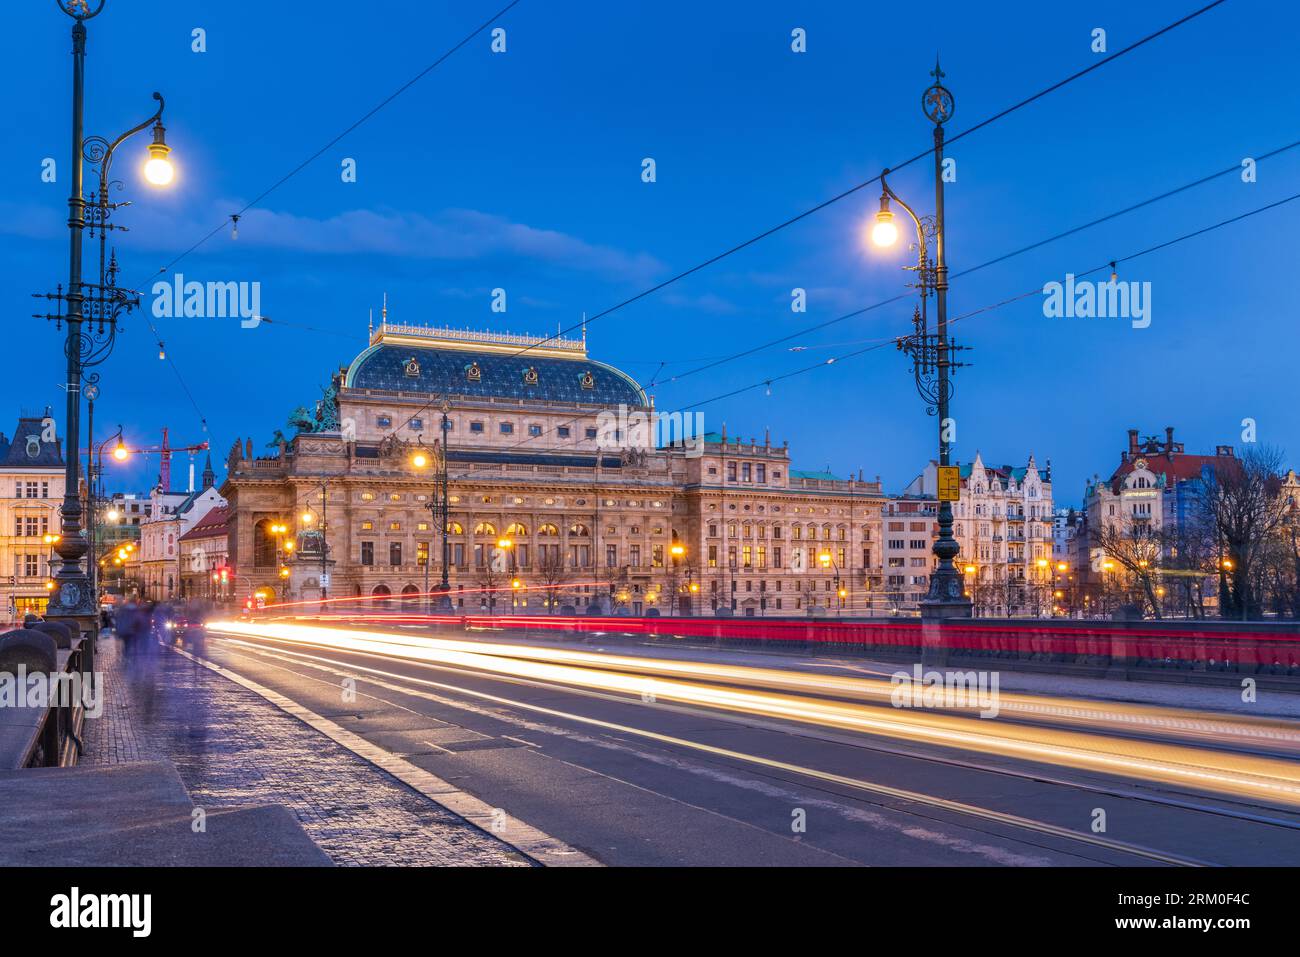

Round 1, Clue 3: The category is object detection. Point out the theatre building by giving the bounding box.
[220,320,888,616]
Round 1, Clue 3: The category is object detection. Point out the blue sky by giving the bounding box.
[2,0,1297,503]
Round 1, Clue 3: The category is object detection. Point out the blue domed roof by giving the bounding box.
[344,327,647,407]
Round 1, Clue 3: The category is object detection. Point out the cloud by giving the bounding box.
[0,200,665,285]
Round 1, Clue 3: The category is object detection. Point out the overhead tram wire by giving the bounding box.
[643,131,1300,390]
[138,0,524,288]
[679,186,1300,415]
[441,181,1300,485]
[453,0,1231,366]
[272,127,1300,416]
[340,0,1222,447]
[119,0,524,433]
[378,0,1229,442]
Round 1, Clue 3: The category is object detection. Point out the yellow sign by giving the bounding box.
[937,465,961,502]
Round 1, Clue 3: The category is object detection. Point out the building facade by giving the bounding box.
[138,457,226,601]
[0,410,64,622]
[178,505,231,600]
[1077,427,1232,614]
[221,321,889,616]
[901,452,1055,616]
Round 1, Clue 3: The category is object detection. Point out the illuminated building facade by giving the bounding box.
[0,409,65,621]
[221,320,889,616]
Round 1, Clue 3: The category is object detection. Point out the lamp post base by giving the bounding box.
[432,583,453,613]
[919,599,973,620]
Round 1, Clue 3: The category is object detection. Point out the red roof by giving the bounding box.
[179,505,229,541]
[1109,453,1231,493]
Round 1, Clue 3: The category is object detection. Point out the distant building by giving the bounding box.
[178,504,231,600]
[138,455,226,601]
[0,408,64,621]
[880,496,938,613]
[903,452,1054,617]
[1078,427,1235,614]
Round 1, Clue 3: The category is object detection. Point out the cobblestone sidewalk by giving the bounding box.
[82,635,530,866]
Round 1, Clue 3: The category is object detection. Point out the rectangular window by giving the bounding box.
[585,427,598,439]
[742,463,752,482]
[630,544,641,567]
[470,421,485,434]
[757,546,767,569]
[756,464,766,483]
[389,543,401,566]
[606,544,617,567]
[742,545,752,568]
[708,544,717,568]
[652,545,664,568]
[773,546,781,567]
[360,542,374,566]
[727,462,737,482]
[377,416,392,428]
[557,426,571,438]
[410,419,423,430]
[528,424,543,437]
[500,422,514,435]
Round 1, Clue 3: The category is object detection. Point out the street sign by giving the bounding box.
[320,573,330,587]
[937,465,961,501]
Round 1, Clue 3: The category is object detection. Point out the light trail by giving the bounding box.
[238,617,1300,751]
[208,619,1300,809]
[207,633,1210,866]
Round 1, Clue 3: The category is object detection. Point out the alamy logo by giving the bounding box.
[0,666,102,719]
[151,273,263,328]
[595,405,705,458]
[50,887,151,937]
[1042,273,1150,329]
[890,664,1000,718]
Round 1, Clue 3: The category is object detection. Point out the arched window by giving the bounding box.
[538,523,559,537]
[371,584,391,607]
[253,519,277,567]
[569,523,590,537]
[474,522,497,537]
[445,521,463,535]
[401,584,421,606]
[505,522,529,537]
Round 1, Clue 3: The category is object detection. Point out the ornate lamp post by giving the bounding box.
[872,61,971,620]
[36,0,176,645]
[412,400,454,614]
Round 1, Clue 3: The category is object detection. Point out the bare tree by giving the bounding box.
[1190,445,1287,620]
[473,560,504,613]
[1092,515,1165,618]
[535,548,569,613]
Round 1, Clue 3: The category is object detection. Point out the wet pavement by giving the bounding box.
[82,634,530,866]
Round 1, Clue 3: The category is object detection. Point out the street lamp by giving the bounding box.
[817,549,843,616]
[873,60,969,621]
[669,542,686,615]
[36,1,178,646]
[412,400,454,613]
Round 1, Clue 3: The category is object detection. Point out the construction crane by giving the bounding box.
[89,427,211,493]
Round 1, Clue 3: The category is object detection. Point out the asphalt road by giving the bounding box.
[190,619,1300,867]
